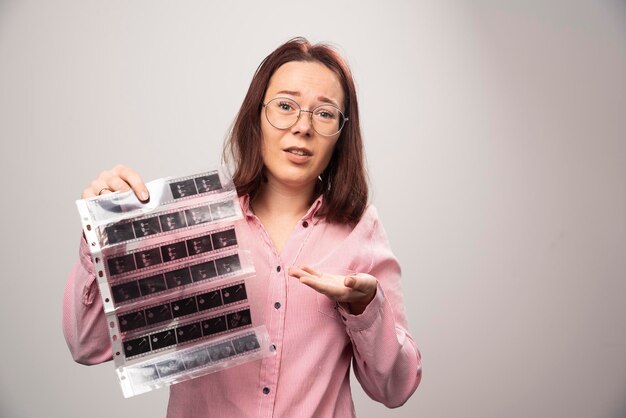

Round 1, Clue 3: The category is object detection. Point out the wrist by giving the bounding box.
[348,289,376,315]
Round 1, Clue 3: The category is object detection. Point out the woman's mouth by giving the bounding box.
[283,147,313,163]
[284,147,313,156]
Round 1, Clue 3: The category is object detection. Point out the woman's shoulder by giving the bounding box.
[362,203,381,220]
[355,203,382,228]
[326,203,383,239]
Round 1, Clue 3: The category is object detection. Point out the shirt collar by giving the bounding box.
[240,194,323,224]
[304,195,323,224]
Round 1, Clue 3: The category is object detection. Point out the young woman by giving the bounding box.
[64,37,421,417]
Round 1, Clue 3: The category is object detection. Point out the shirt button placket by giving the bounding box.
[263,256,282,410]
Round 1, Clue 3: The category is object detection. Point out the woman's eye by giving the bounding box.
[278,102,294,111]
[316,109,336,119]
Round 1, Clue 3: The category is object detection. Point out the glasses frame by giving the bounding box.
[262,97,349,137]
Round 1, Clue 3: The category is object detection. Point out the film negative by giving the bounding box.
[122,306,253,359]
[109,250,246,307]
[116,280,249,335]
[78,169,232,225]
[103,198,240,247]
[103,225,239,279]
[76,168,274,398]
[118,326,270,398]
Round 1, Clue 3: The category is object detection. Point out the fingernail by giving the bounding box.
[139,191,149,201]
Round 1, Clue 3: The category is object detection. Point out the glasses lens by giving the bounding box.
[264,97,347,136]
[265,98,300,129]
[312,104,345,136]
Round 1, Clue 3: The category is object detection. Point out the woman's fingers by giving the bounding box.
[113,165,149,201]
[288,266,334,295]
[105,175,132,193]
[289,266,322,281]
[301,276,333,295]
[82,179,110,199]
[288,267,327,292]
[289,266,378,306]
[80,165,149,201]
[81,188,97,199]
[301,265,321,277]
[344,273,377,293]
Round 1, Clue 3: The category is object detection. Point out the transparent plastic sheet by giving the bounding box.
[76,168,273,398]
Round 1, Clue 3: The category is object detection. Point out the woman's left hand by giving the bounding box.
[288,266,377,315]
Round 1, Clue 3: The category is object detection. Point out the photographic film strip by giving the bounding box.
[122,306,253,359]
[110,251,243,306]
[119,326,270,397]
[76,168,274,398]
[116,280,248,335]
[104,199,238,246]
[105,225,239,279]
[79,169,232,225]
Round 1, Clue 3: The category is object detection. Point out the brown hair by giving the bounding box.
[223,37,368,224]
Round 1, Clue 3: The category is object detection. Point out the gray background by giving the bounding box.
[0,1,624,417]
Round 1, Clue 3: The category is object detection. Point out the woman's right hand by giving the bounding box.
[81,165,150,201]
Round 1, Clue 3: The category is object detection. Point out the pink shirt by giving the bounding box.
[63,195,422,417]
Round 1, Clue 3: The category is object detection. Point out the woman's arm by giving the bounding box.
[63,237,113,365]
[290,206,422,407]
[341,208,422,407]
[64,165,148,364]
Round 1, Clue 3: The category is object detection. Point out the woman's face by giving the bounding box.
[260,61,345,192]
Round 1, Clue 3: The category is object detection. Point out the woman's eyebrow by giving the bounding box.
[274,90,340,108]
[316,96,340,108]
[276,90,300,96]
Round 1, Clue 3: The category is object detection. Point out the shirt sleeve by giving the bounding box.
[62,236,113,365]
[337,207,422,408]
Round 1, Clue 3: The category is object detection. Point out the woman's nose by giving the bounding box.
[291,110,314,136]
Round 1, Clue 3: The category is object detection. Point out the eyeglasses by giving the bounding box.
[262,97,348,137]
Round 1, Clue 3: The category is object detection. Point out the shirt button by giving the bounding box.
[274,302,281,309]
[302,220,309,228]
[270,344,277,352]
[276,266,281,272]
[263,387,270,395]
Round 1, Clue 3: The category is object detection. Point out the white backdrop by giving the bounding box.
[0,1,624,417]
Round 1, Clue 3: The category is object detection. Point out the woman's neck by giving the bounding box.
[250,179,317,254]
[251,179,316,220]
